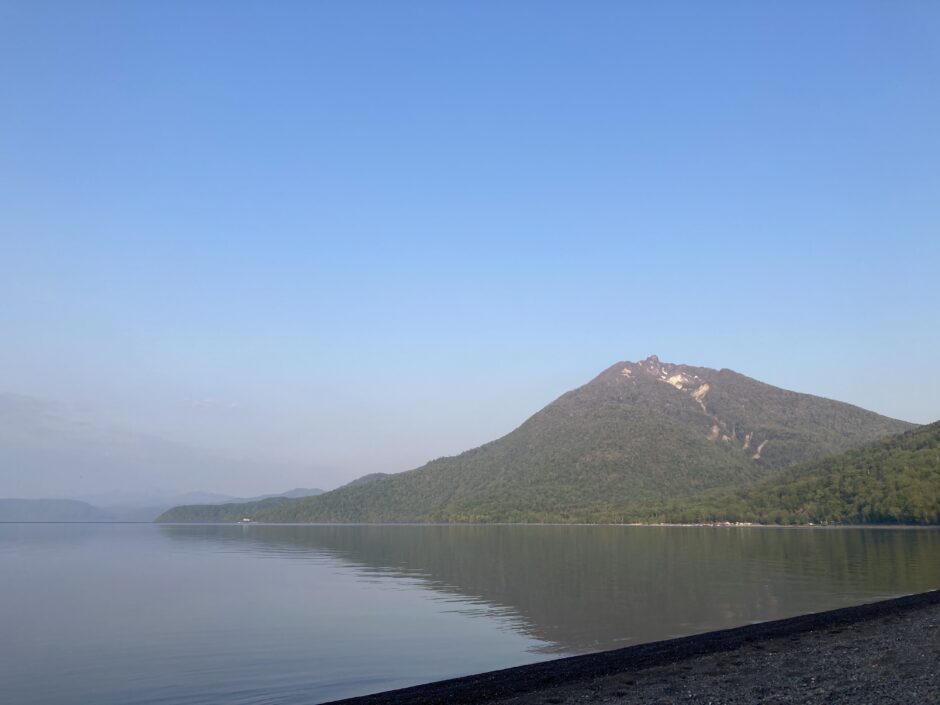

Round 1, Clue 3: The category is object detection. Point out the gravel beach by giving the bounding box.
[489,598,940,704]
[326,591,939,705]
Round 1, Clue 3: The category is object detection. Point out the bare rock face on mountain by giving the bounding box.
[160,356,915,523]
[609,355,904,470]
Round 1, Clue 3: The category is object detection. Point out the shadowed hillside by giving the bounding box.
[638,420,940,525]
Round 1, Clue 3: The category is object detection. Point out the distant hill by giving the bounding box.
[0,488,327,523]
[78,490,242,518]
[637,421,940,525]
[155,489,322,523]
[0,499,113,522]
[156,497,294,523]
[103,488,324,522]
[0,392,310,501]
[159,356,914,523]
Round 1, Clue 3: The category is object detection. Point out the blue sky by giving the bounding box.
[2,1,939,494]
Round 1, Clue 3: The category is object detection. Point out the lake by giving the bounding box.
[2,523,938,704]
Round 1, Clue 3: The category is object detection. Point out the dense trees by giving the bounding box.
[627,422,940,525]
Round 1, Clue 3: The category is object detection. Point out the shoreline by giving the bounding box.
[5,521,939,529]
[152,521,940,529]
[322,590,939,705]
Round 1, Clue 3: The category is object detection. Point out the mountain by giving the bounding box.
[159,356,914,523]
[0,499,113,522]
[639,420,940,525]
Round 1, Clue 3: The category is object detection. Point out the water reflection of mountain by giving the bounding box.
[158,525,940,653]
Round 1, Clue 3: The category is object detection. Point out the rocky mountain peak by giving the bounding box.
[620,355,702,386]
[615,356,761,456]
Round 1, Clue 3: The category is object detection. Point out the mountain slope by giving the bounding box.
[338,473,390,490]
[194,356,915,524]
[641,421,940,525]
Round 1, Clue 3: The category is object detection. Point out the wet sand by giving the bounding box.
[324,590,939,705]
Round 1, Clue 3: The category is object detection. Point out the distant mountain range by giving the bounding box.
[159,356,919,524]
[154,479,380,523]
[0,391,323,506]
[0,498,115,522]
[0,488,324,522]
[0,391,328,521]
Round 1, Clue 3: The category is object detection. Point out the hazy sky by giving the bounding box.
[2,1,939,496]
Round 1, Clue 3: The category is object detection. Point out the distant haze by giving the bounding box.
[1,2,938,497]
[0,393,322,498]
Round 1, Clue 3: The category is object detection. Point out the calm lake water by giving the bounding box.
[2,524,938,704]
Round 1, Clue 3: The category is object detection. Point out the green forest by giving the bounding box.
[624,421,940,525]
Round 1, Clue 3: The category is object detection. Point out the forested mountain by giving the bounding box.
[159,356,913,523]
[636,420,940,525]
